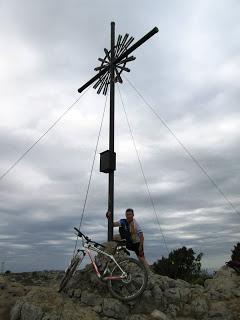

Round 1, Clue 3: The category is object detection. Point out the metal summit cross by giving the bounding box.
[78,22,158,241]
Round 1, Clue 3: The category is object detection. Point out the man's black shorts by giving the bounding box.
[126,242,144,257]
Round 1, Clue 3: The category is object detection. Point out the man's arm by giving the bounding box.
[135,220,144,251]
[139,233,144,250]
[106,211,120,227]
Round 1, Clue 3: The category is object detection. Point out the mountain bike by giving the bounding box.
[59,227,148,301]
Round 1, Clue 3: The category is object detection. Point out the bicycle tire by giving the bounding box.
[107,257,148,301]
[58,253,83,292]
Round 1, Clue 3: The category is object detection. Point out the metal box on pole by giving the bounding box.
[100,150,116,173]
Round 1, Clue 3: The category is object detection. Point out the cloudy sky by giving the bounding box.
[0,0,240,272]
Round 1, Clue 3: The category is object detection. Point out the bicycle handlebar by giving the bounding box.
[74,227,105,249]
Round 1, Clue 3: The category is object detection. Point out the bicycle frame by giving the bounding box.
[60,229,148,300]
[77,239,127,281]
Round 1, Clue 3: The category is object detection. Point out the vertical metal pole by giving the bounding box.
[108,21,115,241]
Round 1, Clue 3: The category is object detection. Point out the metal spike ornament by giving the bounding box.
[93,34,136,95]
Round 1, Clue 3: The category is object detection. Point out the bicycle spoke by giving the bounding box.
[121,285,130,297]
[126,281,137,295]
[131,278,143,290]
[107,257,148,301]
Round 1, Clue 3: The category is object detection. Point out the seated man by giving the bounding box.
[106,208,149,269]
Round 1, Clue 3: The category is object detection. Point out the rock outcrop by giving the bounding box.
[3,265,240,320]
[0,274,30,320]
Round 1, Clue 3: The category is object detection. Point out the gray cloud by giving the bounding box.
[0,0,240,272]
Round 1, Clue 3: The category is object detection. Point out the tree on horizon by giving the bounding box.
[231,242,240,261]
[153,246,202,282]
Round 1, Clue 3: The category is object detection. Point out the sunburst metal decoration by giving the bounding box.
[93,34,136,95]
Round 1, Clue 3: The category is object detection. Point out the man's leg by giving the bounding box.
[138,255,150,271]
[131,243,151,273]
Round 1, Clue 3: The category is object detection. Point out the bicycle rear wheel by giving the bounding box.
[58,252,84,292]
[107,257,148,301]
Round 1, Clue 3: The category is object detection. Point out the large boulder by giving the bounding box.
[10,287,100,320]
[204,266,240,300]
[0,275,30,320]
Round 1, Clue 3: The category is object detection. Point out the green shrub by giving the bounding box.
[153,246,203,282]
[231,243,240,261]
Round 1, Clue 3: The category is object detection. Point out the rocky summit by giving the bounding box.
[0,265,240,320]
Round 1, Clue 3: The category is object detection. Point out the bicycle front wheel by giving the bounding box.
[58,252,84,292]
[107,257,148,301]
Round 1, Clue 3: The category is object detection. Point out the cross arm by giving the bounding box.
[77,26,159,93]
[114,27,158,65]
[78,67,109,93]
